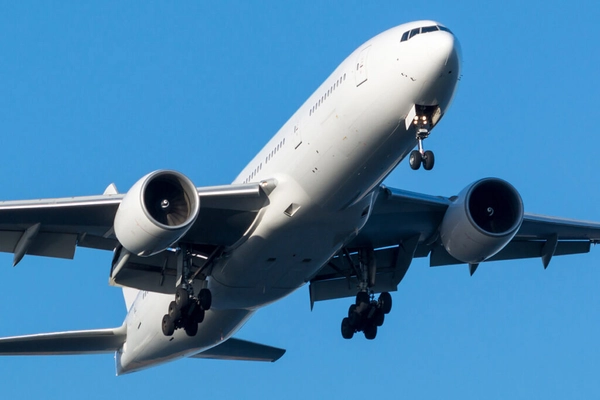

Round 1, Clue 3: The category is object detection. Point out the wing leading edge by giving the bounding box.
[0,181,272,265]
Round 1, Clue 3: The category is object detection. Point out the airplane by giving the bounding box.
[1,19,599,375]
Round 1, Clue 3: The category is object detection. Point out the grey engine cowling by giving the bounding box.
[439,178,524,263]
[114,170,200,256]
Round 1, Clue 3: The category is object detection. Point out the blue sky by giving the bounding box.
[0,1,599,398]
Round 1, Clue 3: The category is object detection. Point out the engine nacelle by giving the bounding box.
[114,170,200,257]
[439,178,524,264]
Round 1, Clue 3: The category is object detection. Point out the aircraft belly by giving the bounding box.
[208,191,374,310]
[117,292,253,374]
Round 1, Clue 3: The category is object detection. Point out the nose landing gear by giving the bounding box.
[408,111,436,171]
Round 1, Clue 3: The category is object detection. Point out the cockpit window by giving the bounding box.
[421,26,438,34]
[400,24,453,42]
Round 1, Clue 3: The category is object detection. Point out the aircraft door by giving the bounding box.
[355,46,371,87]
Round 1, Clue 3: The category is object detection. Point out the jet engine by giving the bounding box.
[439,178,524,263]
[114,170,200,256]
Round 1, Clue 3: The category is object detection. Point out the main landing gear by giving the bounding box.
[161,246,212,337]
[338,248,392,340]
[341,291,392,340]
[161,286,212,337]
[409,114,435,171]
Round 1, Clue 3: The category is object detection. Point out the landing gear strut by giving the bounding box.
[339,248,393,340]
[409,112,435,171]
[161,246,212,337]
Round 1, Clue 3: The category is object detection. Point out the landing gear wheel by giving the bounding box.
[373,309,385,327]
[348,304,357,317]
[341,317,354,339]
[356,291,370,306]
[168,301,181,321]
[348,304,360,327]
[162,314,175,336]
[364,324,377,340]
[198,288,212,311]
[175,287,190,309]
[192,306,205,324]
[379,292,392,314]
[409,150,422,170]
[423,150,435,171]
[184,320,199,337]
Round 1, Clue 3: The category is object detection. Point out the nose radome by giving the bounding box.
[409,30,461,109]
[428,32,459,70]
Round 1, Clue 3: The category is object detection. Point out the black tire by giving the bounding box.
[162,314,175,336]
[175,287,189,309]
[168,301,181,321]
[356,291,370,306]
[198,288,212,311]
[348,304,360,327]
[364,324,377,340]
[193,306,205,324]
[423,150,435,171]
[184,320,199,337]
[379,292,392,314]
[348,304,357,318]
[341,317,354,339]
[409,150,422,170]
[373,309,385,327]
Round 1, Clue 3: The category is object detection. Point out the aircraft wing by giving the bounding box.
[0,182,270,266]
[309,185,600,305]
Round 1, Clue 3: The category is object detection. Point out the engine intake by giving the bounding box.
[439,178,524,263]
[114,170,200,256]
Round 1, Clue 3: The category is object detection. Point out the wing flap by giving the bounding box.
[0,325,126,355]
[190,338,285,362]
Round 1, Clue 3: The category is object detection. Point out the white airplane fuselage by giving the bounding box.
[116,20,461,374]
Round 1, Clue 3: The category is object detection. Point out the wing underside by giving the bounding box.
[309,186,600,304]
[0,182,270,265]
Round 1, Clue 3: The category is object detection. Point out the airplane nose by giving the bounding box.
[426,32,461,76]
[406,30,461,107]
